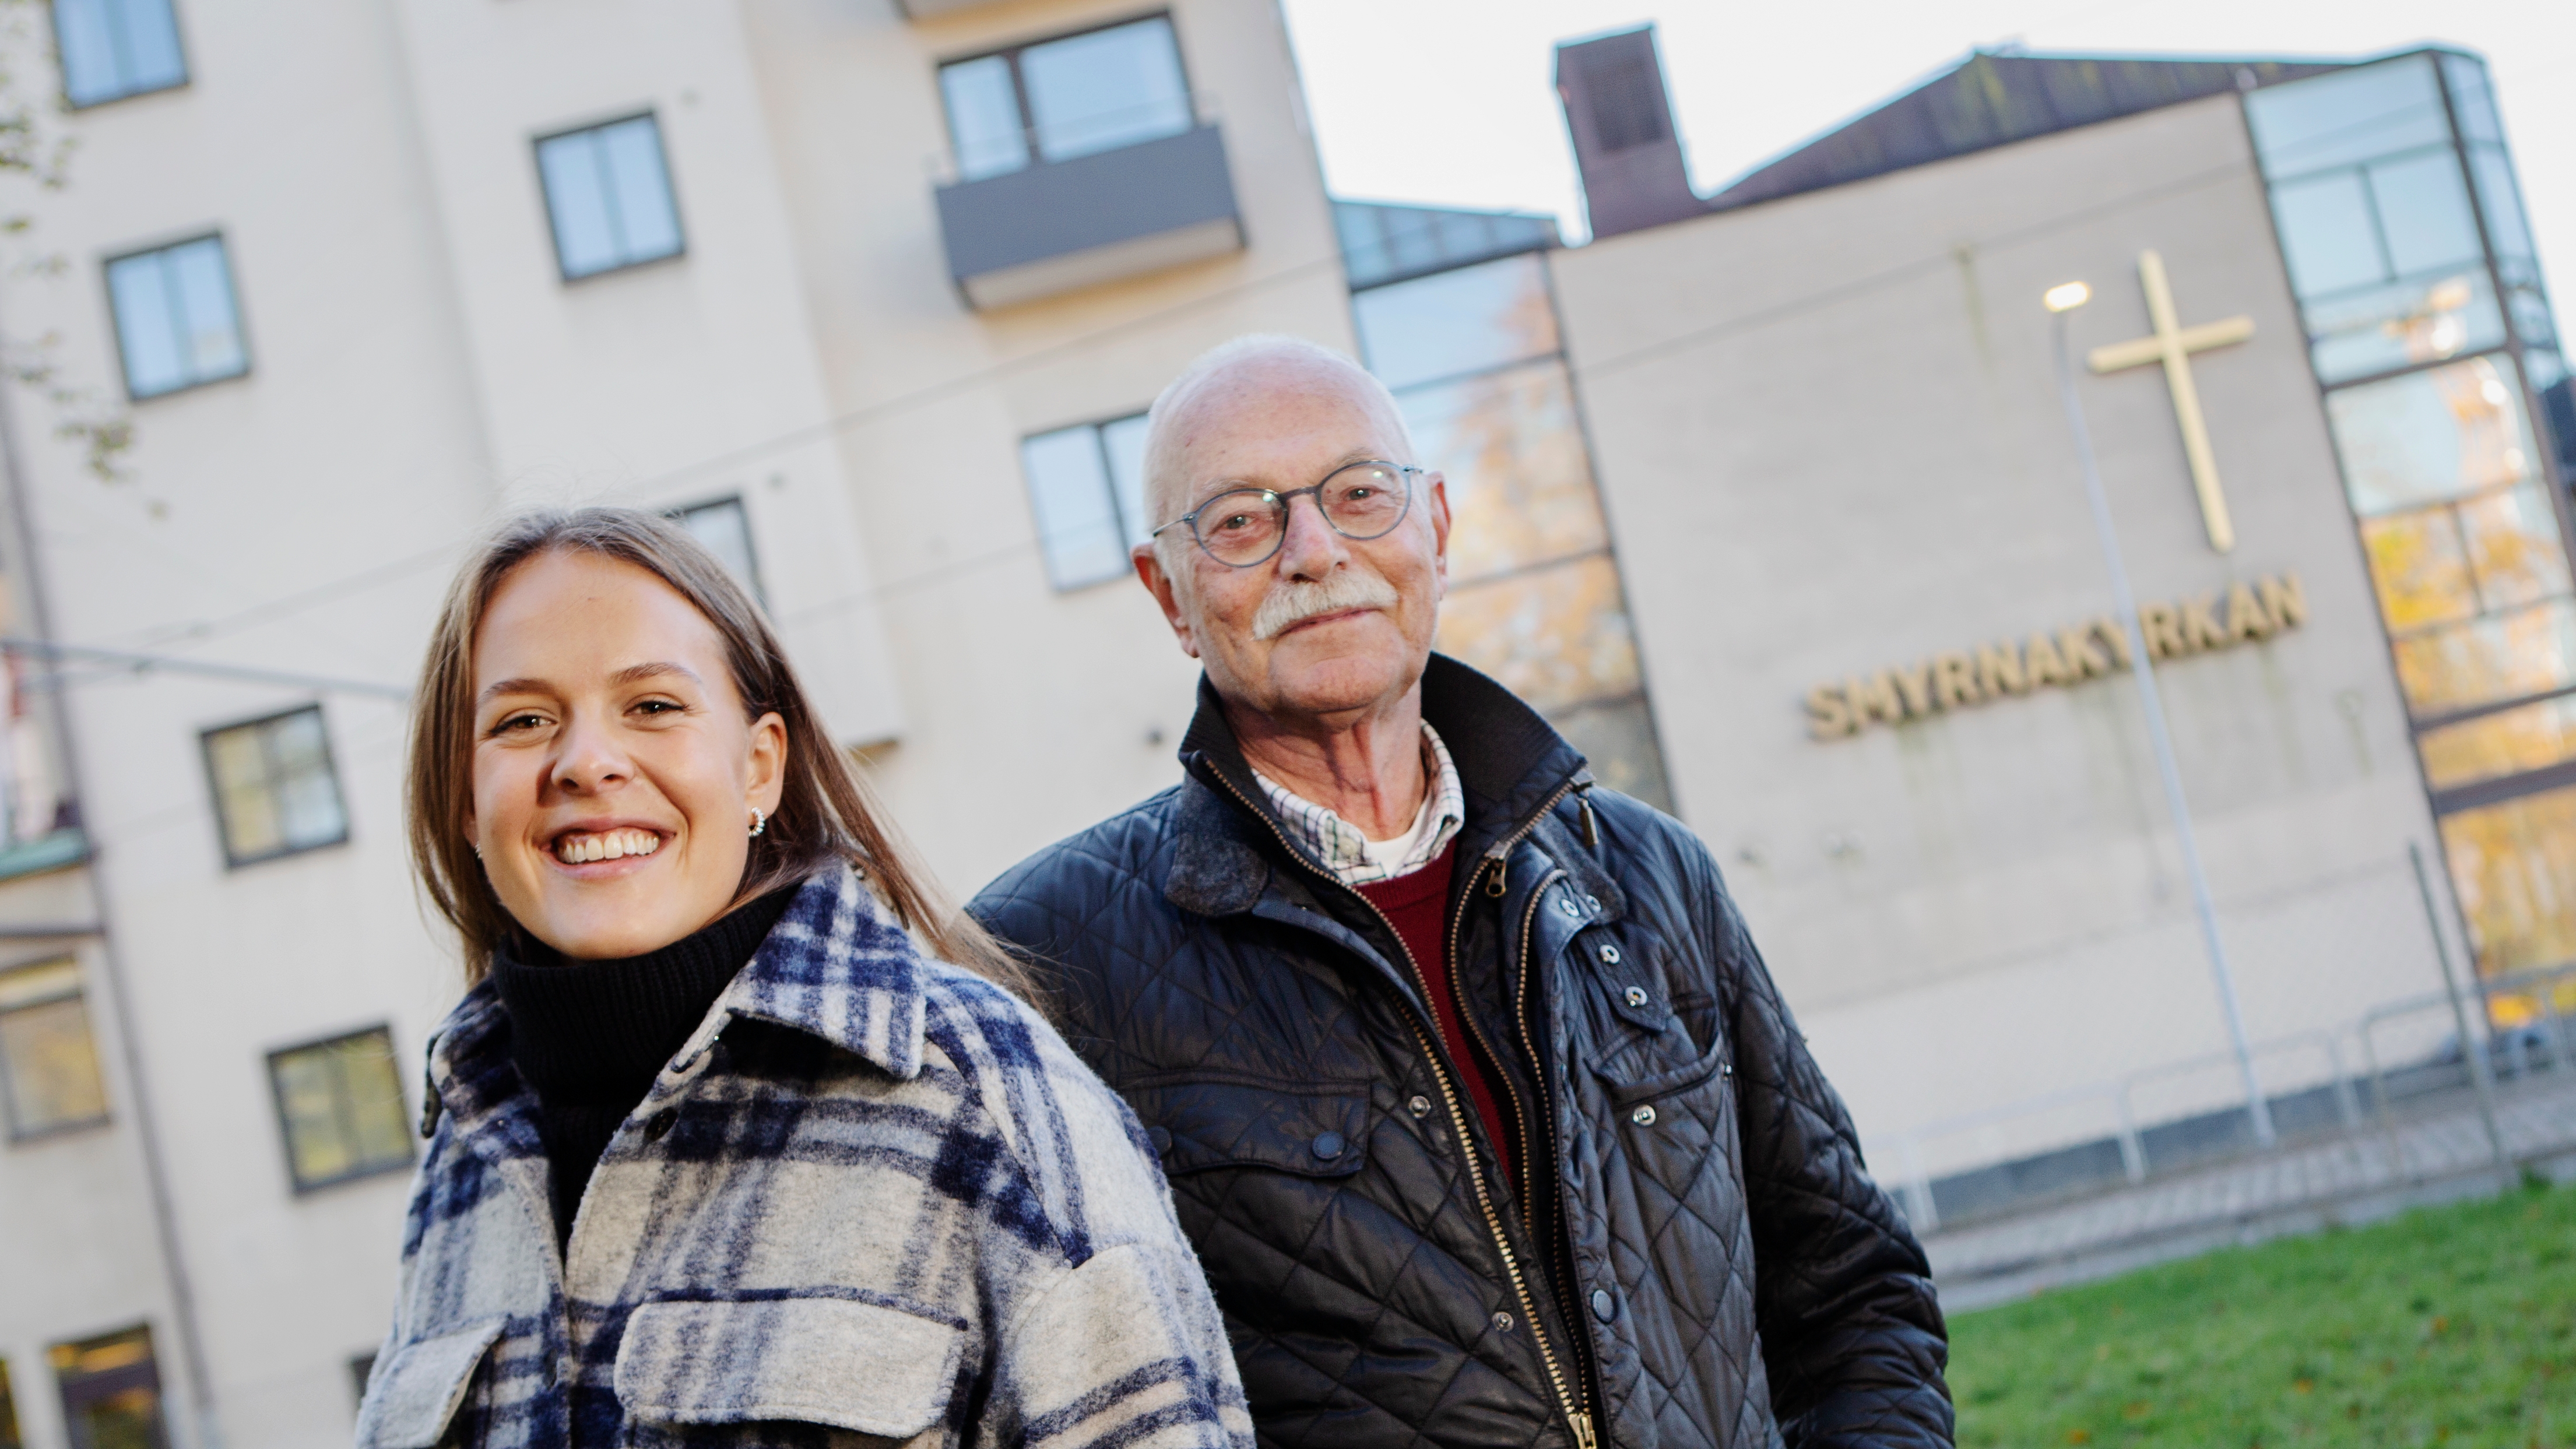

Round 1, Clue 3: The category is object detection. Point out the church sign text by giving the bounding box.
[1804,572,2307,741]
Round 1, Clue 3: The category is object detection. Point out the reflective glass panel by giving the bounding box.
[1021,17,1190,163]
[1547,694,1672,814]
[940,55,1028,182]
[51,1328,166,1449]
[1354,252,1559,391]
[2304,268,2503,384]
[106,238,247,400]
[2439,782,2576,977]
[1020,425,1126,590]
[2357,505,2476,632]
[537,117,683,280]
[2458,485,2574,610]
[268,1028,411,1191]
[2440,53,2503,146]
[2328,354,2538,514]
[1401,358,1607,585]
[2468,146,2536,263]
[671,497,765,607]
[204,706,347,866]
[0,961,107,1138]
[53,0,186,108]
[1436,554,1640,713]
[2243,55,2448,178]
[2390,598,2576,716]
[2507,287,2556,350]
[2367,151,2482,277]
[2419,692,2576,791]
[2268,171,2383,298]
[1099,413,1151,548]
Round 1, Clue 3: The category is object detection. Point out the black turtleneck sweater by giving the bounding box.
[489,888,796,1247]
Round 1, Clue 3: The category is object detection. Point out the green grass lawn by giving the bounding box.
[1948,1175,2576,1447]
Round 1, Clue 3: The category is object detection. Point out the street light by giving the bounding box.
[2045,280,2277,1149]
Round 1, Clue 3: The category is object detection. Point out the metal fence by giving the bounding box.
[1887,958,2576,1234]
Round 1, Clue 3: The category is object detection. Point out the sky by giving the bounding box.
[1278,0,2575,330]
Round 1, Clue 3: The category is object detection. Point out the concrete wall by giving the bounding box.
[1551,94,2452,1176]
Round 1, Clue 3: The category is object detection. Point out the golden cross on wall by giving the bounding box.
[2087,250,2255,554]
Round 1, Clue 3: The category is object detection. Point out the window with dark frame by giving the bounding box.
[938,15,1192,182]
[50,1327,167,1449]
[0,957,110,1141]
[668,496,767,608]
[104,235,247,401]
[202,705,347,868]
[266,1025,412,1193]
[51,0,185,108]
[1020,412,1150,590]
[535,114,685,282]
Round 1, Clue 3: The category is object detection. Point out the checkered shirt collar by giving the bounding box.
[1252,723,1464,888]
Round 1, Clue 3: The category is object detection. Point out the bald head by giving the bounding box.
[1141,335,1415,543]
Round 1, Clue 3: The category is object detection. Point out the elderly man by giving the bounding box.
[971,336,1949,1448]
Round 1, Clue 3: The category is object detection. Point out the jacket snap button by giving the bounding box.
[645,1109,678,1142]
[1492,1311,1514,1333]
[1312,1131,1346,1160]
[1407,1095,1432,1118]
[1631,1105,1657,1127]
[1147,1126,1173,1155]
[1623,986,1649,1008]
[1558,897,1582,919]
[1586,895,1603,913]
[1590,1289,1616,1323]
[1600,944,1622,965]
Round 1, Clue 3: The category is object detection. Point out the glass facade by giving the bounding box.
[2249,52,2576,996]
[1346,227,1671,807]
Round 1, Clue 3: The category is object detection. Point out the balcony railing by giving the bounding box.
[934,122,1243,311]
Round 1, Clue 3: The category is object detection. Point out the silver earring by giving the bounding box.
[749,807,767,838]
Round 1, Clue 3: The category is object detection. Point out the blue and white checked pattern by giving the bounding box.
[1250,723,1464,887]
[359,866,1250,1449]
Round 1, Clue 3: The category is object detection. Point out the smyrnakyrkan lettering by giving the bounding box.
[1804,573,2307,741]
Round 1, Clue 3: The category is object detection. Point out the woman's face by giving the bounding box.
[468,550,786,961]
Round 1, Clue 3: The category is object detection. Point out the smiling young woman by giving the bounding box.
[367,508,1249,1449]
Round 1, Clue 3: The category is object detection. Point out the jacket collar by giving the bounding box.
[429,866,934,1134]
[1169,653,1590,915]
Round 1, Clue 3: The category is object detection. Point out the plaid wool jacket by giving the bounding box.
[356,865,1252,1449]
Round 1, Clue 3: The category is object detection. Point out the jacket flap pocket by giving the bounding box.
[614,1297,965,1437]
[1589,1038,1729,1109]
[1130,1078,1370,1179]
[356,1318,507,1449]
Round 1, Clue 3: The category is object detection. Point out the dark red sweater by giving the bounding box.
[1356,842,1514,1181]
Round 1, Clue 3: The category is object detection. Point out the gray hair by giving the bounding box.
[1138,334,1415,574]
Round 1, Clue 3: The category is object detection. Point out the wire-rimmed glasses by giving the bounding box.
[1150,460,1422,568]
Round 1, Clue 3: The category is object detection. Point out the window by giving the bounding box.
[104,235,247,400]
[267,1026,411,1192]
[939,16,1191,182]
[52,0,184,108]
[669,496,767,608]
[1020,413,1148,590]
[535,114,684,281]
[202,705,347,868]
[50,1328,166,1449]
[0,958,109,1140]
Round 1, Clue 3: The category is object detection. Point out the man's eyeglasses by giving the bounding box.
[1150,461,1422,568]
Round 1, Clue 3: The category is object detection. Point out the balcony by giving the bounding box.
[934,124,1243,311]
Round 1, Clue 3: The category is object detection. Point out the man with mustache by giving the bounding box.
[972,336,1951,1448]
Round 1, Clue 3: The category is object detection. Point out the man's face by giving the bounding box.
[1135,358,1451,727]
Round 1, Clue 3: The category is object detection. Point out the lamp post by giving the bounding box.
[2046,280,2276,1148]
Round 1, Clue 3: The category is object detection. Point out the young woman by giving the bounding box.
[359,508,1247,1449]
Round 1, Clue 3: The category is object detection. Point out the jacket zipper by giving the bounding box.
[1204,768,1595,1449]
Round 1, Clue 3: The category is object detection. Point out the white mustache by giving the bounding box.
[1252,570,1400,641]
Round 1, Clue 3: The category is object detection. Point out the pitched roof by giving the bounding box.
[1706,51,2350,213]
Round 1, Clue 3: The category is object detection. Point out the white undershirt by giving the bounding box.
[1355,786,1441,876]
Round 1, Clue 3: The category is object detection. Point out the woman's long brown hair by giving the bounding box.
[405,507,1034,999]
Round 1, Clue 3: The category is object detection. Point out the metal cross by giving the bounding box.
[2086,250,2255,554]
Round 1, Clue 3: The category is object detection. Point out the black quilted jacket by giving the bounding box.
[971,657,1951,1449]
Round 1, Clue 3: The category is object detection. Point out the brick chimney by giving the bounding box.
[1555,26,1707,240]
